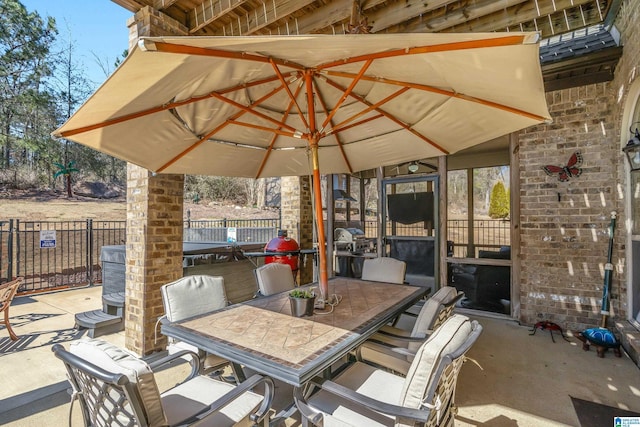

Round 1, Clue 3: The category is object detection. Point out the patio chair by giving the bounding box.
[0,277,22,341]
[160,275,234,377]
[52,338,274,427]
[294,314,482,427]
[357,286,464,376]
[361,257,406,284]
[254,263,296,297]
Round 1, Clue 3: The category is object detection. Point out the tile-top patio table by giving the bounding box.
[161,277,427,387]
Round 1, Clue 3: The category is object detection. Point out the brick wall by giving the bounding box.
[518,0,640,331]
[280,176,314,285]
[127,6,188,44]
[126,165,185,355]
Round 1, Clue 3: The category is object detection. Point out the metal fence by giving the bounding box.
[0,218,280,294]
[447,218,510,257]
[0,215,506,293]
[362,218,510,257]
[184,218,280,243]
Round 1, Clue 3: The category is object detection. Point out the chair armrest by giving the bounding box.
[390,347,417,357]
[148,349,201,381]
[376,328,427,341]
[295,379,430,423]
[370,329,428,347]
[176,374,275,426]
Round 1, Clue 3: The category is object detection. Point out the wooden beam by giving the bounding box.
[440,0,602,37]
[267,0,387,35]
[153,0,180,10]
[269,0,352,34]
[365,0,460,33]
[191,0,318,35]
[385,0,528,33]
[189,0,252,34]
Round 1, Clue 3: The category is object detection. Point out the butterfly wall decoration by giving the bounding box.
[542,152,583,182]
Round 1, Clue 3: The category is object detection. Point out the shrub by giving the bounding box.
[489,181,509,219]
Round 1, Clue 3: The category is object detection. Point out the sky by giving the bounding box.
[21,0,132,87]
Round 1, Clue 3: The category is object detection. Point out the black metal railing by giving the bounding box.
[1,215,507,293]
[446,218,510,257]
[0,218,280,294]
[362,218,510,257]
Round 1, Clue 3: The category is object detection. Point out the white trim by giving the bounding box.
[622,77,640,322]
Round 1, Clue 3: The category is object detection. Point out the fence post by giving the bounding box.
[87,219,94,286]
[7,219,14,281]
[14,219,20,280]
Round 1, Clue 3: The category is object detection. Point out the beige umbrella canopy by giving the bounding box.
[54,33,551,298]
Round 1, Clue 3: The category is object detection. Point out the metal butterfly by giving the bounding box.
[543,152,583,182]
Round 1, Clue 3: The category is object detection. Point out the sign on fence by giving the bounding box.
[227,227,237,243]
[39,230,57,248]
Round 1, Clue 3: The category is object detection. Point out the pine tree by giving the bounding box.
[489,181,509,219]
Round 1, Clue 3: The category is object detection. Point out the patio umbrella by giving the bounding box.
[53,33,551,299]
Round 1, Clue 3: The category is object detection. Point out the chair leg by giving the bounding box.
[4,309,18,341]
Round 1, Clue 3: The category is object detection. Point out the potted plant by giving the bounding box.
[289,288,316,317]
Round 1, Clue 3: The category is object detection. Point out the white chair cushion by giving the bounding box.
[255,263,295,296]
[307,361,403,427]
[400,314,471,409]
[430,286,459,304]
[70,338,167,427]
[162,375,263,427]
[161,275,227,322]
[361,257,406,284]
[407,286,461,353]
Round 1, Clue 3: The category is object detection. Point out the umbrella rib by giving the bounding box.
[255,83,304,178]
[149,41,307,71]
[55,74,290,138]
[316,35,528,70]
[209,91,297,132]
[330,87,410,134]
[320,75,449,154]
[327,71,548,122]
[270,62,309,131]
[330,114,385,135]
[312,79,354,175]
[321,59,372,131]
[156,84,288,173]
[229,120,298,139]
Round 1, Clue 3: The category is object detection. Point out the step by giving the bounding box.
[102,291,126,316]
[102,291,125,307]
[75,309,123,338]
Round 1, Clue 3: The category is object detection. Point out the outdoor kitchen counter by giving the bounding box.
[161,277,426,387]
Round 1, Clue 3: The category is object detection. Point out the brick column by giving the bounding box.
[281,176,314,285]
[126,166,184,354]
[125,6,187,356]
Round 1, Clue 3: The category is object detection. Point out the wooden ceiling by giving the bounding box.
[112,0,613,41]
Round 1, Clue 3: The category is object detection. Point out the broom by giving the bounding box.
[578,211,621,357]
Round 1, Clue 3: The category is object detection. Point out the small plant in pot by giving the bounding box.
[289,288,316,317]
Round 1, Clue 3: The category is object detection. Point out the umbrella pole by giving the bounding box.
[310,142,329,300]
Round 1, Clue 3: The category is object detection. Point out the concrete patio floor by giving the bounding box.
[1,285,639,426]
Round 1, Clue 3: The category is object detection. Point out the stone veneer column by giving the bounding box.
[125,7,187,356]
[280,176,315,285]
